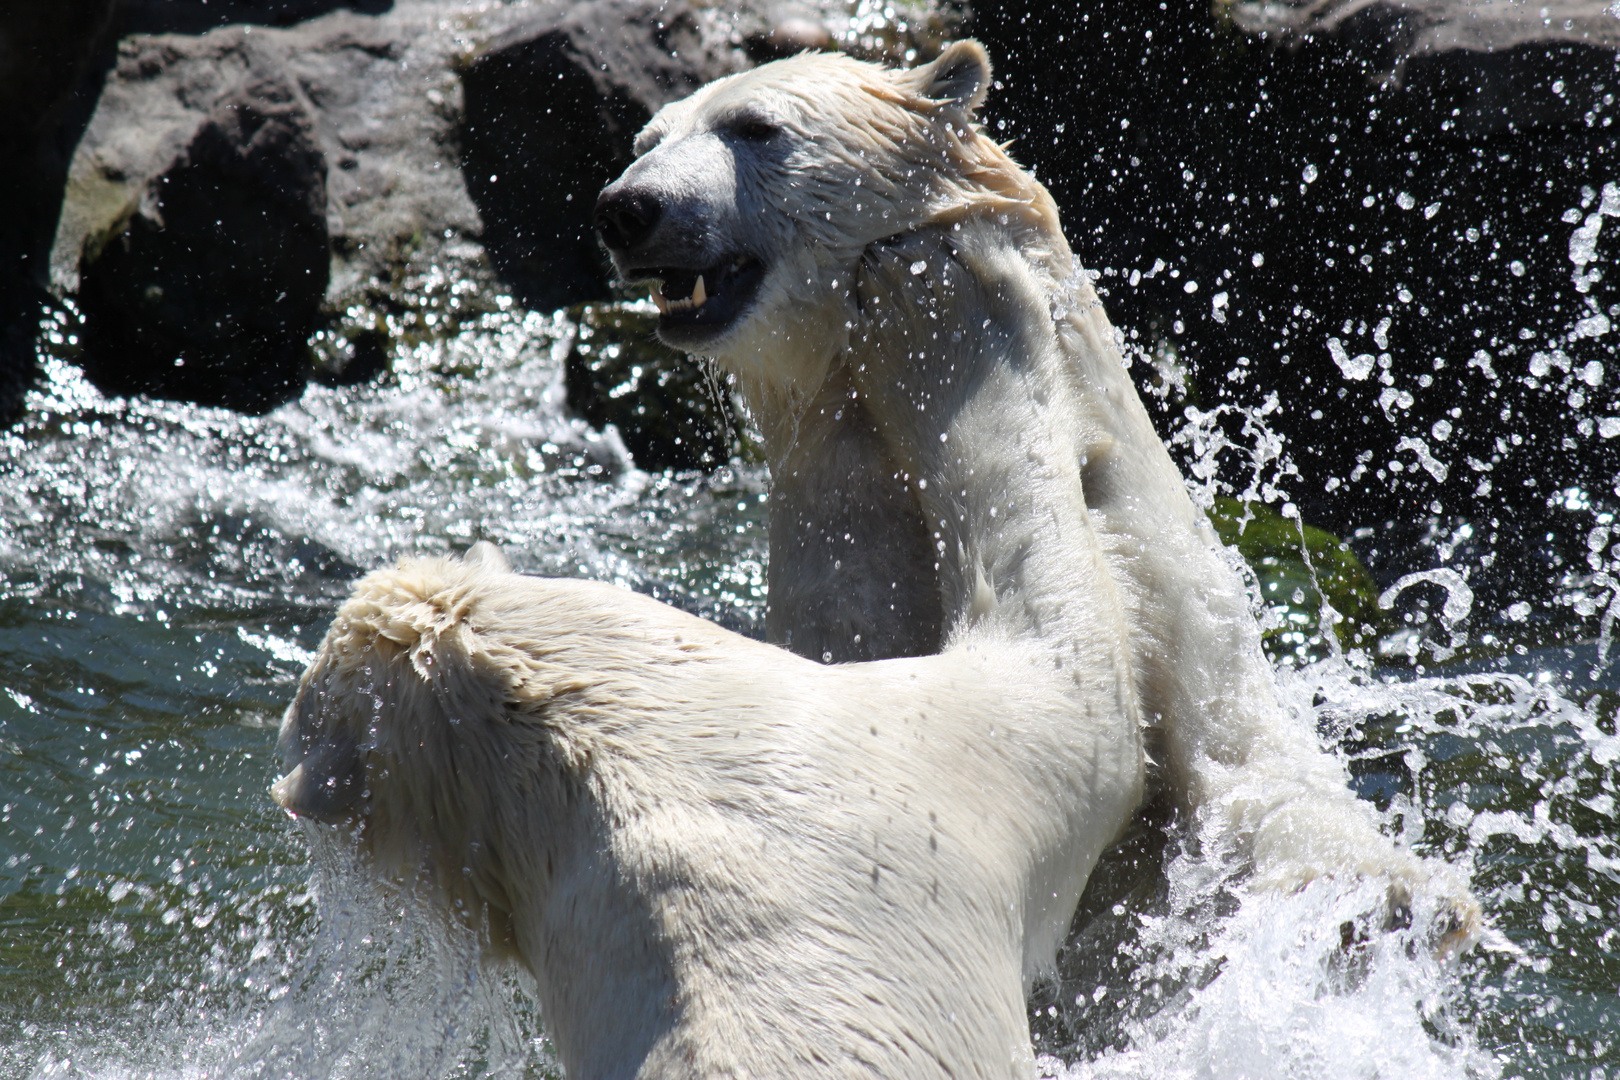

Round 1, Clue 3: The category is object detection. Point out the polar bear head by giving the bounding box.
[594,41,1065,404]
[270,543,604,956]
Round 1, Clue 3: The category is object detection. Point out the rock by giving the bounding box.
[0,0,119,424]
[49,0,743,410]
[120,0,395,35]
[50,4,490,410]
[742,16,835,61]
[969,0,1619,607]
[1219,0,1620,139]
[74,61,330,412]
[1225,0,1620,56]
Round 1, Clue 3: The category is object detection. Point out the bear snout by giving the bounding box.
[594,185,662,254]
[270,731,366,822]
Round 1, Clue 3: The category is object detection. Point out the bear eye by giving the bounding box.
[729,114,781,142]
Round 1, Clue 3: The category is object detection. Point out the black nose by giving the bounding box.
[594,187,661,251]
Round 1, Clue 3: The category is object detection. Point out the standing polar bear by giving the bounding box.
[596,40,1473,904]
[275,41,1473,1080]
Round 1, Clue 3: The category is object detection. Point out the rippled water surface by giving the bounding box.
[2,248,1617,1079]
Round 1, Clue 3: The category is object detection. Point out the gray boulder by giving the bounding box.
[74,59,330,411]
[47,0,748,409]
[44,0,952,429]
[50,5,489,410]
[1225,0,1620,54]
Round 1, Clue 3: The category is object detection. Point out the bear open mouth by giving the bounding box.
[638,256,766,340]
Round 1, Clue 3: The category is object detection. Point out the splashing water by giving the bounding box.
[1032,654,1618,1080]
[2,224,1617,1078]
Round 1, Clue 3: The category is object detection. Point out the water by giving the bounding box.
[2,240,1617,1077]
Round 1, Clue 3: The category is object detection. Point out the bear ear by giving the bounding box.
[464,541,512,574]
[906,39,992,117]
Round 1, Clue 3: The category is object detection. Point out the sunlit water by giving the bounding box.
[2,223,1617,1079]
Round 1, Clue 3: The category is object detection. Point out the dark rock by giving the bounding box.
[309,326,390,387]
[459,0,748,311]
[970,0,1619,609]
[0,0,119,424]
[564,302,742,471]
[50,8,490,409]
[74,63,330,412]
[743,17,835,62]
[1225,0,1620,57]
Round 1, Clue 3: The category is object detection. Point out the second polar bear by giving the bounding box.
[596,41,1477,913]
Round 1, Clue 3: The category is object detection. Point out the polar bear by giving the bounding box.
[594,42,1477,913]
[274,39,1473,1080]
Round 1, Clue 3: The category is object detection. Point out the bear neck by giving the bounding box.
[733,208,1082,667]
[837,216,1127,652]
[763,358,946,662]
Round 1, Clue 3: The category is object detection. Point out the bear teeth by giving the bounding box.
[655,274,708,315]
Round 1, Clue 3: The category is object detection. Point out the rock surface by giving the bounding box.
[564,302,743,471]
[74,60,331,411]
[50,3,491,362]
[40,0,952,448]
[1224,0,1620,55]
[460,0,747,311]
[119,0,395,35]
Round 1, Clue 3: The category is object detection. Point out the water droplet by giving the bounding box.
[1328,338,1374,381]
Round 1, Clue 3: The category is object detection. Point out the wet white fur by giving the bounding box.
[278,299,1142,1075]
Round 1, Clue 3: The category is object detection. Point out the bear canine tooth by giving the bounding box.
[653,291,670,314]
[692,275,707,307]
